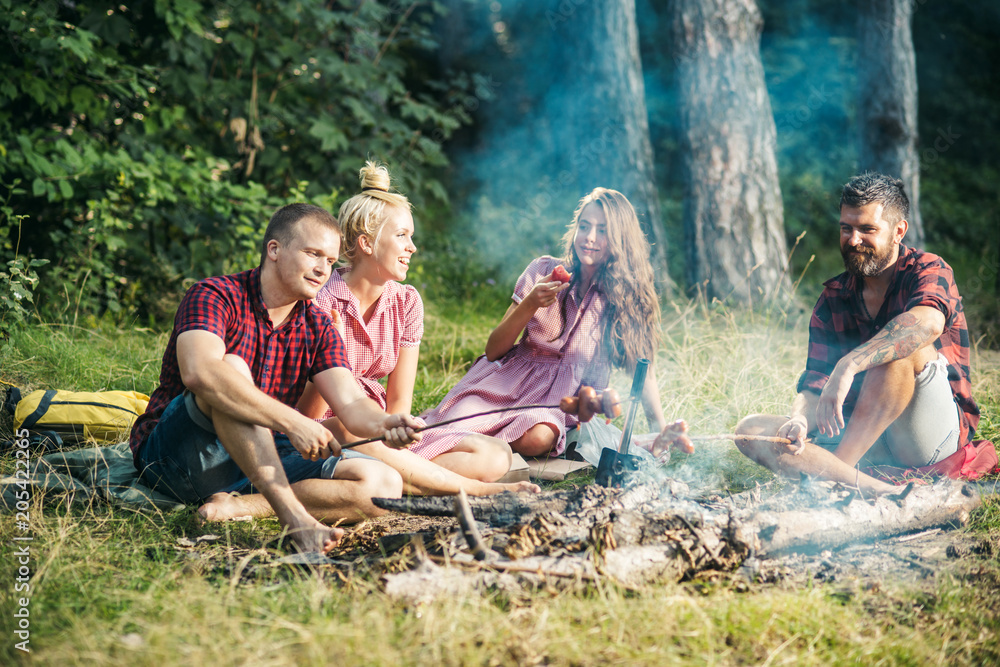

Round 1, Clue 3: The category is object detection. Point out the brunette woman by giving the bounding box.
[411,187,668,460]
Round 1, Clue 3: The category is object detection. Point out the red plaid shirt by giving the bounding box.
[130,267,350,459]
[797,246,980,444]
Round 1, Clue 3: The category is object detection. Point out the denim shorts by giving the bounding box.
[813,353,961,468]
[135,391,370,504]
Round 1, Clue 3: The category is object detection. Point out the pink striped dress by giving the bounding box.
[409,256,612,459]
[313,268,423,415]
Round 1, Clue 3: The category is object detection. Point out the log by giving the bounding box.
[373,479,693,527]
[749,480,981,556]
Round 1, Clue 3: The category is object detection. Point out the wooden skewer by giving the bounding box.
[342,403,561,448]
[343,387,623,449]
[687,433,792,445]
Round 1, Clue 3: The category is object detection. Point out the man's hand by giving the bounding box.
[288,415,342,461]
[776,415,809,455]
[380,413,426,449]
[648,420,694,459]
[816,360,855,437]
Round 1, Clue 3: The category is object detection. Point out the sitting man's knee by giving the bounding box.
[733,414,783,458]
[363,461,403,499]
[735,414,771,436]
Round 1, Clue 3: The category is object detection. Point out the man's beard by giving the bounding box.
[841,242,895,278]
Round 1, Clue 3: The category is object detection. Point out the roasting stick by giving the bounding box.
[689,433,793,445]
[340,403,563,449]
[340,386,624,449]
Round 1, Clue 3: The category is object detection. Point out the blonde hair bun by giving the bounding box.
[359,160,392,193]
[338,160,412,264]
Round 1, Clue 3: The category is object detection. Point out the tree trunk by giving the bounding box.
[858,0,924,247]
[670,0,790,305]
[554,0,671,291]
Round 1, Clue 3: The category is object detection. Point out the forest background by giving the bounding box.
[2,0,998,345]
[2,3,1000,663]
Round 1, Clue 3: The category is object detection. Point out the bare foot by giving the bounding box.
[287,521,344,555]
[197,492,268,525]
[477,481,541,496]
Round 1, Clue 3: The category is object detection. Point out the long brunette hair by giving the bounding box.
[560,188,660,370]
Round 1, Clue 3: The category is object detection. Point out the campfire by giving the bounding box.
[336,362,983,602]
[368,474,980,602]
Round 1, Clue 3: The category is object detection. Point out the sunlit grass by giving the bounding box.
[1,296,998,665]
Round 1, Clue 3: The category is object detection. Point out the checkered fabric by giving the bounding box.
[797,245,980,444]
[130,267,350,461]
[313,268,423,413]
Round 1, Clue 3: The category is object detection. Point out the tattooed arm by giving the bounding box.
[815,306,945,437]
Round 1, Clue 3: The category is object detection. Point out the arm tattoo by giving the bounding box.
[847,312,935,371]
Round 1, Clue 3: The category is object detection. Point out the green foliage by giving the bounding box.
[0,181,48,338]
[0,256,48,338]
[0,0,475,322]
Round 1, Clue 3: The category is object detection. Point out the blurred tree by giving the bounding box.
[554,0,670,289]
[669,0,791,305]
[857,0,923,246]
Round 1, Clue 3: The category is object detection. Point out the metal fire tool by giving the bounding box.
[595,358,649,488]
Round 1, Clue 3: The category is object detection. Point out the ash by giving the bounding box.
[347,476,986,603]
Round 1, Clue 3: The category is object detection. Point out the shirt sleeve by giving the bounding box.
[400,285,424,347]
[512,256,557,304]
[796,292,839,395]
[902,256,961,328]
[174,279,234,340]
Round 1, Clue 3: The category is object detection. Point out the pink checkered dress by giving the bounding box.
[410,256,612,459]
[313,268,423,415]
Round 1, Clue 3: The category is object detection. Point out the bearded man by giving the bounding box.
[734,173,981,494]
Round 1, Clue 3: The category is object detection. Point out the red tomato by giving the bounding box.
[552,265,571,284]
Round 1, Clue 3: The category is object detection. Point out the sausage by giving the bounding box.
[577,386,599,422]
[601,388,623,420]
[559,395,579,415]
[559,386,622,422]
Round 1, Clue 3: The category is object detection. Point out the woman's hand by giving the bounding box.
[486,267,571,362]
[329,309,346,342]
[522,277,570,311]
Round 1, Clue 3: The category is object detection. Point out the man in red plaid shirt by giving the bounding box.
[131,204,421,554]
[735,173,981,495]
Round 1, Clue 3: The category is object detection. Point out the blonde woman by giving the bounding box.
[412,187,668,459]
[299,162,538,496]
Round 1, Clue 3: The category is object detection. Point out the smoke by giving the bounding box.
[436,1,863,290]
[437,1,649,285]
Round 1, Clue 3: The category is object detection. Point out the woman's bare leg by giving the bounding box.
[429,434,512,482]
[510,423,560,458]
[353,440,539,496]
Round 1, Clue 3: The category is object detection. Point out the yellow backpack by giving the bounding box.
[8,388,149,447]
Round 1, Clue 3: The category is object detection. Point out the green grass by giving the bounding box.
[1,297,998,665]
